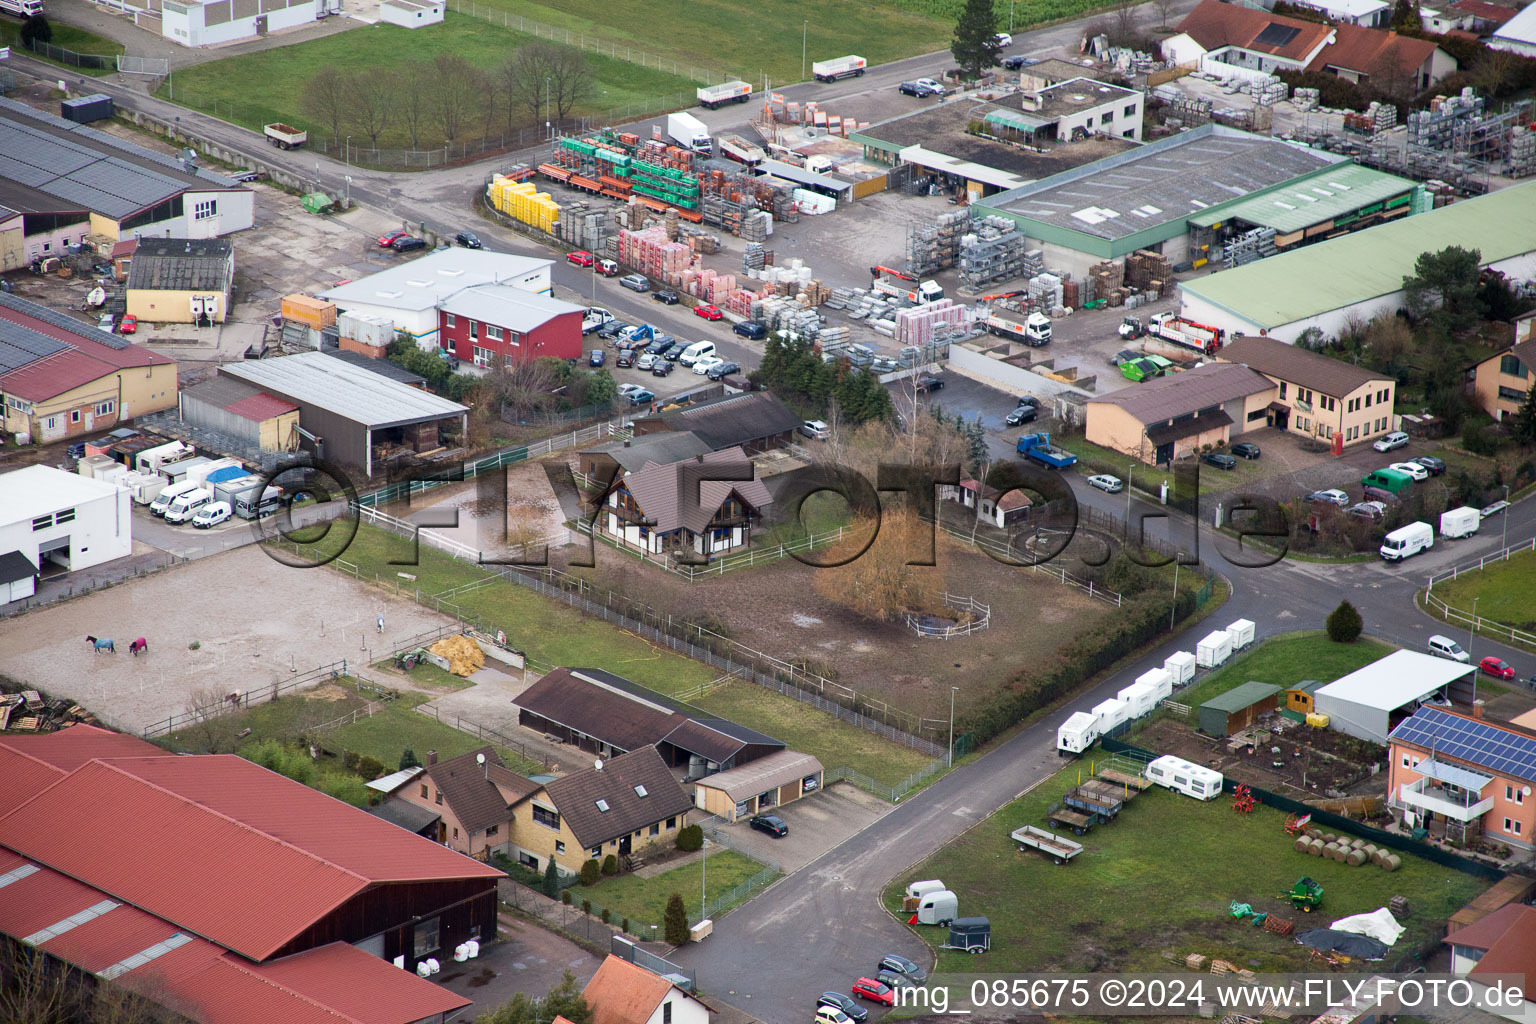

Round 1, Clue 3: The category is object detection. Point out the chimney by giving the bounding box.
[427,750,438,765]
[1473,701,1485,720]
[695,453,705,462]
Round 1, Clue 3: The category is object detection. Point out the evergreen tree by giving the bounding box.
[398,748,422,771]
[544,971,592,1024]
[951,0,1002,78]
[542,857,560,898]
[965,419,988,475]
[20,13,51,48]
[1326,600,1363,643]
[663,893,690,946]
[1513,382,1536,446]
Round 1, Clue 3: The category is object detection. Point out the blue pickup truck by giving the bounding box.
[1017,432,1078,469]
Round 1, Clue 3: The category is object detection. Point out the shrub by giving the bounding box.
[621,918,629,933]
[399,748,422,771]
[1326,600,1364,643]
[561,890,573,905]
[579,859,601,886]
[581,899,592,915]
[189,640,201,650]
[663,893,690,946]
[318,773,370,806]
[356,755,385,780]
[601,854,618,876]
[675,825,704,852]
[342,750,361,771]
[600,908,611,924]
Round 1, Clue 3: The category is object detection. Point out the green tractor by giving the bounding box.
[1280,877,1324,913]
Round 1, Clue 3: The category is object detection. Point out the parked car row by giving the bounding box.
[814,956,928,1023]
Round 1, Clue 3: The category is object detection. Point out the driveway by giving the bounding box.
[437,913,600,1020]
[714,784,890,874]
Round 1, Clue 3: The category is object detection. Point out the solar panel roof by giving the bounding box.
[1255,22,1302,46]
[0,153,53,189]
[1389,707,1536,783]
[0,293,130,350]
[0,325,69,374]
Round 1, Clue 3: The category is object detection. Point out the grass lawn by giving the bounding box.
[161,677,379,753]
[583,850,772,930]
[1055,434,1279,499]
[694,681,937,789]
[1428,548,1536,632]
[157,15,696,152]
[887,762,1490,975]
[330,702,542,775]
[0,23,125,75]
[373,658,476,692]
[1170,631,1395,714]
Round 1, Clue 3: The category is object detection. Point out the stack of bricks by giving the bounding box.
[617,225,693,283]
[1125,249,1172,290]
[894,299,965,346]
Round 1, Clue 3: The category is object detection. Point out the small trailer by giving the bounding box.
[696,80,752,109]
[1056,781,1126,830]
[1011,824,1083,864]
[942,916,991,953]
[264,123,308,149]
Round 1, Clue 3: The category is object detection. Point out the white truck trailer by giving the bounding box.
[665,112,712,155]
[263,123,308,149]
[983,307,1052,346]
[718,135,766,166]
[812,55,866,82]
[697,80,752,109]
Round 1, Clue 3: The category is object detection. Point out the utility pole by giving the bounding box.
[802,20,808,81]
[1502,484,1510,551]
[948,686,959,767]
[1169,560,1180,631]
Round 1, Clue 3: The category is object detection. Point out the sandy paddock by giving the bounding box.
[0,545,456,735]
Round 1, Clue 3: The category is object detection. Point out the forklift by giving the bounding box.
[1118,315,1146,340]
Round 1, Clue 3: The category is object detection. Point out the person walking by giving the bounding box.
[377,613,385,634]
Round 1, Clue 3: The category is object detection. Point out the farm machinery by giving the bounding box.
[1231,784,1256,814]
[1280,877,1324,913]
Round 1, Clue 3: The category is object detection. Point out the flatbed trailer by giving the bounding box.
[1097,768,1154,794]
[1011,824,1084,864]
[1063,781,1126,824]
[1046,803,1095,835]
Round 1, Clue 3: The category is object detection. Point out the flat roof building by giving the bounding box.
[1314,650,1475,743]
[0,466,131,599]
[219,351,467,478]
[0,98,253,246]
[973,125,1343,278]
[1179,180,1536,343]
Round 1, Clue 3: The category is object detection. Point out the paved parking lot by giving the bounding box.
[438,912,599,1021]
[712,783,891,874]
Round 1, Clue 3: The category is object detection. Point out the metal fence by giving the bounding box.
[443,0,738,86]
[1423,536,1536,652]
[906,593,991,639]
[142,659,352,739]
[116,55,169,76]
[21,40,113,70]
[0,551,188,620]
[413,704,553,770]
[826,757,950,803]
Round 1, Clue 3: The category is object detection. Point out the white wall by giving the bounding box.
[644,994,711,1024]
[119,189,255,243]
[379,0,443,27]
[0,488,132,575]
[1312,694,1388,743]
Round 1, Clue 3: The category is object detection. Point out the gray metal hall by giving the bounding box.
[217,352,467,478]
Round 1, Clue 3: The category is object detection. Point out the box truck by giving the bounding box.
[812,55,866,82]
[697,80,752,109]
[666,112,712,155]
[984,307,1051,346]
[1439,506,1480,539]
[1379,521,1433,561]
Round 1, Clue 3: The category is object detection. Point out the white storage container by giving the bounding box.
[1164,651,1197,685]
[1137,667,1174,703]
[1118,680,1158,718]
[135,440,193,474]
[1439,506,1480,540]
[1091,697,1130,734]
[96,463,128,487]
[1146,755,1224,800]
[133,477,166,505]
[1057,710,1100,756]
[1196,630,1233,668]
[1226,619,1256,650]
[188,457,241,491]
[78,454,115,479]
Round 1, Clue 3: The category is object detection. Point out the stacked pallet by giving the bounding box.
[894,299,965,346]
[742,211,771,242]
[1292,87,1321,112]
[743,242,767,272]
[1090,259,1123,292]
[1029,273,1064,311]
[1125,249,1172,290]
[617,225,693,281]
[677,268,739,305]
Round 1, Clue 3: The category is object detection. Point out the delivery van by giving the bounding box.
[149,480,199,517]
[163,488,213,524]
[1379,520,1433,561]
[678,341,716,367]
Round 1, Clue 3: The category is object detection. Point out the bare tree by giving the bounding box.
[179,686,242,754]
[546,45,594,120]
[393,64,432,150]
[1113,1,1139,46]
[1472,46,1518,97]
[347,69,394,149]
[432,54,484,145]
[813,509,946,622]
[1154,0,1176,29]
[0,943,85,1024]
[485,355,561,421]
[1367,45,1416,102]
[502,43,556,129]
[301,65,350,146]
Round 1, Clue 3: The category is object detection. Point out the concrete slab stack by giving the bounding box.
[894,298,966,346]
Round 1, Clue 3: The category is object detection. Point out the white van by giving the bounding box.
[678,340,716,367]
[1146,755,1223,800]
[1380,520,1433,561]
[1440,506,1481,539]
[1428,634,1471,663]
[149,480,199,517]
[163,488,213,524]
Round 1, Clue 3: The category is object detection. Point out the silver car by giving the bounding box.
[1086,474,1123,493]
[618,274,650,292]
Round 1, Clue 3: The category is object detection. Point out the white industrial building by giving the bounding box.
[1286,0,1391,27]
[0,466,131,598]
[1312,650,1475,744]
[317,249,554,350]
[379,0,443,27]
[1178,181,1536,343]
[1489,3,1536,57]
[160,0,318,47]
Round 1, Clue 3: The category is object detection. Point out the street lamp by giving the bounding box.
[700,829,708,923]
[948,686,959,767]
[802,20,808,81]
[344,175,351,208]
[545,77,552,139]
[1126,462,1135,522]
[345,135,351,171]
[1169,560,1180,630]
[1502,484,1510,551]
[1470,595,1480,657]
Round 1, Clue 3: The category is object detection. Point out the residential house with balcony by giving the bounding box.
[1471,318,1534,423]
[1387,706,1536,849]
[602,448,773,558]
[1217,334,1397,448]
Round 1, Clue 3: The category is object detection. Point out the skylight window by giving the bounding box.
[634,785,649,798]
[596,799,611,812]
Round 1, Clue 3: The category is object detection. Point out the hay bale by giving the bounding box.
[1346,849,1367,867]
[1362,844,1379,859]
[1306,827,1322,840]
[1295,837,1312,853]
[1308,839,1325,856]
[1331,845,1349,862]
[429,634,486,677]
[1382,854,1402,872]
[1322,833,1337,844]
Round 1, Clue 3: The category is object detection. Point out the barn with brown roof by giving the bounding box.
[377,745,540,859]
[1085,362,1275,465]
[602,446,774,558]
[0,724,496,1023]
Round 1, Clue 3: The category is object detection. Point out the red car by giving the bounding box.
[851,979,895,1007]
[567,250,595,267]
[1480,656,1517,680]
[378,230,409,248]
[694,304,723,321]
[117,314,137,335]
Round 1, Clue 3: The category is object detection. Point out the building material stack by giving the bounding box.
[894,299,966,346]
[959,216,1028,289]
[1511,127,1536,179]
[743,242,768,272]
[905,209,969,277]
[488,175,560,232]
[617,225,693,284]
[1029,273,1064,313]
[1125,249,1173,293]
[1167,95,1211,129]
[1291,88,1320,112]
[1222,227,1278,268]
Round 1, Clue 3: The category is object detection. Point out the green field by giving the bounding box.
[579,850,772,931]
[1428,548,1536,633]
[157,15,697,151]
[457,0,1124,86]
[1170,631,1395,714]
[887,762,1490,975]
[0,23,125,76]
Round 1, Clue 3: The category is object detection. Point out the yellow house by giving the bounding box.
[179,377,300,453]
[1086,362,1275,465]
[125,237,234,325]
[0,295,178,444]
[1217,335,1398,447]
[1471,319,1535,423]
[507,746,694,876]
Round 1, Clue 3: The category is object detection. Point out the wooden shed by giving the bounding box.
[1284,679,1326,720]
[1198,681,1281,738]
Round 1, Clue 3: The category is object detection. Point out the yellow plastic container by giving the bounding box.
[1306,712,1330,728]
